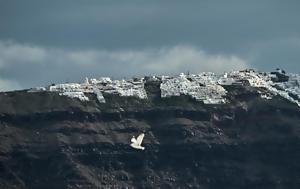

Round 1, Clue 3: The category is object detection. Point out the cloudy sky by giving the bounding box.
[0,1,299,91]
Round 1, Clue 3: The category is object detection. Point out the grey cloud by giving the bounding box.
[0,41,248,90]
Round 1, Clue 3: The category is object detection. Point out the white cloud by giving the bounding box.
[0,41,249,90]
[49,45,248,75]
[129,46,248,74]
[0,41,47,67]
[0,79,21,92]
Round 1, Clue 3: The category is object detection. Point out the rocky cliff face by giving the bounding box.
[0,81,300,189]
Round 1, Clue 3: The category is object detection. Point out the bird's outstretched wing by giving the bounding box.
[131,137,137,143]
[136,133,144,146]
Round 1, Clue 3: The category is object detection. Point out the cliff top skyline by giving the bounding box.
[0,1,299,91]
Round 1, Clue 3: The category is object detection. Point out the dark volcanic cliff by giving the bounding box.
[0,81,300,189]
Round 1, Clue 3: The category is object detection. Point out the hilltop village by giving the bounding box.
[28,69,300,107]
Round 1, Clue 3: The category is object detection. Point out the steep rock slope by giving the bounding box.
[0,81,300,189]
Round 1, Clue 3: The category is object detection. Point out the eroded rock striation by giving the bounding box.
[0,69,300,189]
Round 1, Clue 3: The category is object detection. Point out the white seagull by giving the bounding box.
[130,133,145,150]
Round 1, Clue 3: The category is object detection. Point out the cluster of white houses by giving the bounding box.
[43,77,147,103]
[226,70,300,106]
[160,73,227,104]
[28,69,300,107]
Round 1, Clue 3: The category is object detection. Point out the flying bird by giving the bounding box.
[130,133,145,150]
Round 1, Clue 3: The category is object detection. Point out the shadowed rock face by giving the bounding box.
[0,81,300,189]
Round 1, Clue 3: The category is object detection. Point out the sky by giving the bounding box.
[0,0,300,91]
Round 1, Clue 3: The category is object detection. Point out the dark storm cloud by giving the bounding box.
[1,1,299,52]
[0,0,299,90]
